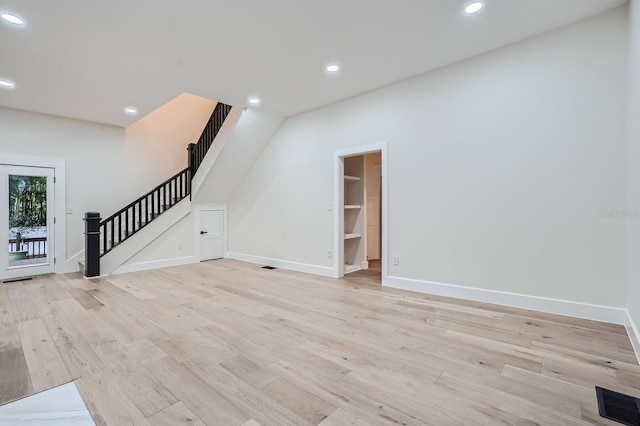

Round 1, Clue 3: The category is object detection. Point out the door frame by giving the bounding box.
[0,153,66,275]
[366,162,382,261]
[194,204,227,262]
[333,141,388,281]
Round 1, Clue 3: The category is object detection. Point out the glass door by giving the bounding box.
[0,165,55,280]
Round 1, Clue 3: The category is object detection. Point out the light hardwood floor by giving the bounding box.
[1,259,639,425]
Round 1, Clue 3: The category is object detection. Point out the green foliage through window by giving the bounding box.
[9,175,47,229]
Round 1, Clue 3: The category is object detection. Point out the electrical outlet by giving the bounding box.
[178,243,183,251]
[393,255,399,266]
[327,249,332,258]
[327,203,333,211]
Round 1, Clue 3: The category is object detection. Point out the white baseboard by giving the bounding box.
[112,255,198,275]
[384,275,628,325]
[226,252,335,277]
[625,310,640,365]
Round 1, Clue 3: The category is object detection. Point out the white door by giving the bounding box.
[366,165,381,260]
[199,210,224,261]
[0,165,55,280]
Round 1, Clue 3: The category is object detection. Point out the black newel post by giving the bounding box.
[187,143,196,197]
[84,212,101,278]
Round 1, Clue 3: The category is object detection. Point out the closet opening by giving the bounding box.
[334,143,387,285]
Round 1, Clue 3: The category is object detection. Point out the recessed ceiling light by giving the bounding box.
[124,106,138,116]
[0,79,16,89]
[326,64,340,73]
[1,12,25,26]
[465,2,483,14]
[248,97,260,106]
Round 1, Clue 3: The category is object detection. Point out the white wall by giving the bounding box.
[229,7,628,308]
[0,108,125,269]
[0,93,215,270]
[193,108,283,203]
[627,0,640,345]
[121,213,195,266]
[123,93,216,192]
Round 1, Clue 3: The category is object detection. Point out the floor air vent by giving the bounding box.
[261,266,277,270]
[596,386,640,426]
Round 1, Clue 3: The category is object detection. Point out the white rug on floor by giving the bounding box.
[0,382,94,425]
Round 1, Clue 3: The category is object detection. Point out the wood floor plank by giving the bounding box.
[75,371,150,426]
[68,288,105,310]
[146,401,206,426]
[5,282,43,323]
[146,356,250,425]
[124,339,167,365]
[0,347,33,405]
[90,338,178,417]
[269,358,427,426]
[219,353,279,389]
[434,373,587,425]
[182,355,309,425]
[0,259,638,425]
[103,276,156,300]
[261,377,337,425]
[17,318,73,392]
[0,285,20,352]
[40,310,105,380]
[319,408,384,426]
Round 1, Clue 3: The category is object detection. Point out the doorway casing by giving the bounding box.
[333,141,388,282]
[194,203,228,262]
[0,153,66,275]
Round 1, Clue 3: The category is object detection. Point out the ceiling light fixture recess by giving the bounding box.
[124,106,138,116]
[248,97,260,106]
[465,2,483,14]
[326,64,340,73]
[1,12,25,26]
[0,79,16,89]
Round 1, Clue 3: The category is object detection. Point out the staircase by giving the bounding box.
[82,102,233,277]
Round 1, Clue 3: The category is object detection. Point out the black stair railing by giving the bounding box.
[84,102,233,277]
[188,102,233,178]
[99,167,190,257]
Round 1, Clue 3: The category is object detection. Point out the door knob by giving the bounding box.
[200,231,208,234]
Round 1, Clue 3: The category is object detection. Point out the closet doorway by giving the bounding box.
[334,142,387,283]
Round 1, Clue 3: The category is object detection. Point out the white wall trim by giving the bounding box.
[333,141,388,279]
[112,255,198,274]
[194,204,228,261]
[625,310,640,364]
[385,275,628,325]
[1,153,67,275]
[227,251,335,277]
[0,153,65,169]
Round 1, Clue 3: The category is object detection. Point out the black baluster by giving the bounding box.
[163,185,167,211]
[102,223,107,255]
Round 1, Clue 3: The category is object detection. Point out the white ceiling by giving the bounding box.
[0,0,627,127]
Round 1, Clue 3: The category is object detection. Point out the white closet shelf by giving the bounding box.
[344,234,362,240]
[344,175,361,181]
[344,205,361,209]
